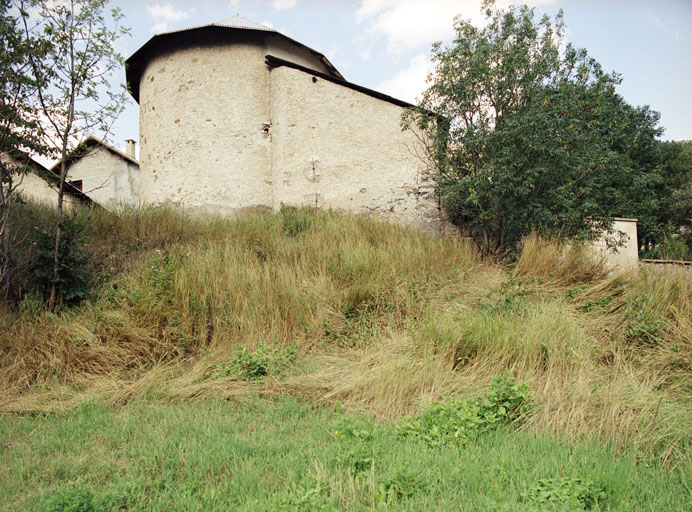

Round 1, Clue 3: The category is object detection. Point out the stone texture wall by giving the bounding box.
[139,41,273,216]
[66,146,139,209]
[269,65,448,233]
[136,38,451,232]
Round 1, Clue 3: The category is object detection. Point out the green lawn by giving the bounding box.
[1,396,690,511]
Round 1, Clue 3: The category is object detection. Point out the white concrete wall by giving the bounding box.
[66,146,139,209]
[591,218,639,272]
[138,41,273,215]
[269,66,450,233]
[14,171,61,207]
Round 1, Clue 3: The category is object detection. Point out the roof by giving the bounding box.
[126,15,343,103]
[51,136,139,172]
[23,154,93,204]
[160,15,278,35]
[265,55,416,110]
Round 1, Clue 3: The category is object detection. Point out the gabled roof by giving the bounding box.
[50,136,139,172]
[125,15,343,103]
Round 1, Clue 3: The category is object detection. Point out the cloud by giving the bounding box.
[147,3,191,22]
[229,0,240,7]
[147,3,193,33]
[375,53,433,103]
[273,0,297,10]
[648,15,682,41]
[356,0,554,54]
[151,22,169,33]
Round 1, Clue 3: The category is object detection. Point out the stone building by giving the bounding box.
[4,152,89,210]
[57,136,140,210]
[125,15,449,233]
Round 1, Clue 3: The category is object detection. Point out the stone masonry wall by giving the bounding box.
[139,41,274,216]
[269,65,450,234]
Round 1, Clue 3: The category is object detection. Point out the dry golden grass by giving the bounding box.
[1,205,691,465]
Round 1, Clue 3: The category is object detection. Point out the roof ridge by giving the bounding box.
[212,14,277,33]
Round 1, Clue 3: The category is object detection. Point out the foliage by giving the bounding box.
[521,477,607,510]
[29,216,91,304]
[0,0,50,303]
[217,341,297,380]
[635,140,692,260]
[405,1,663,255]
[42,485,99,512]
[397,372,533,446]
[22,0,130,310]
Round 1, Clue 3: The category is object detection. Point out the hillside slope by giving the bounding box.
[1,204,690,466]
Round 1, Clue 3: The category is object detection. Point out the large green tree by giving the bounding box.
[405,1,662,255]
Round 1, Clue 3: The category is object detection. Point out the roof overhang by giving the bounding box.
[126,25,343,104]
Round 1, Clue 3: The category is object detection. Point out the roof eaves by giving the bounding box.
[50,136,139,172]
[126,23,343,103]
[265,54,413,109]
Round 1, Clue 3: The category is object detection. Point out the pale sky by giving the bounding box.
[104,0,691,155]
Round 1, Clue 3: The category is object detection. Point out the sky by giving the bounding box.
[102,0,692,155]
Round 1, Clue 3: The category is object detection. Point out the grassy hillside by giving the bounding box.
[1,203,691,509]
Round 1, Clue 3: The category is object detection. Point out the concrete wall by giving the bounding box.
[66,146,139,209]
[591,218,639,272]
[138,40,273,216]
[14,171,61,207]
[269,66,448,233]
[1,153,78,210]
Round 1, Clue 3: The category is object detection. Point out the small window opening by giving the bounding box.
[70,180,83,192]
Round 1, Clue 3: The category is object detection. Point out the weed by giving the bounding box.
[398,372,533,446]
[217,341,297,380]
[521,477,607,510]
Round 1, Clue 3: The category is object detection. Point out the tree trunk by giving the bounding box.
[0,199,15,304]
[48,158,67,312]
[0,177,16,305]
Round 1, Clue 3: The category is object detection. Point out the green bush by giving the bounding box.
[29,218,91,305]
[521,477,607,510]
[217,341,297,380]
[397,372,533,446]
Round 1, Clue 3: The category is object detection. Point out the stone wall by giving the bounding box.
[269,65,448,233]
[66,146,139,209]
[138,40,274,216]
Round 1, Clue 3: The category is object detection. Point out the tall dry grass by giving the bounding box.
[1,205,690,465]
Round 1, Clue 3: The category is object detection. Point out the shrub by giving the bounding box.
[397,372,533,446]
[30,218,91,305]
[521,477,607,510]
[217,341,297,380]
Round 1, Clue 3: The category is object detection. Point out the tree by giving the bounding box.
[631,140,692,259]
[0,0,49,304]
[23,0,129,309]
[405,1,663,255]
